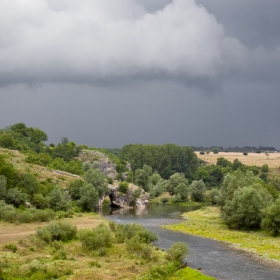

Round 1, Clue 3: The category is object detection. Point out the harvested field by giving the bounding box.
[196,152,280,168]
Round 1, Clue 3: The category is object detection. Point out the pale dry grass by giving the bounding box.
[0,214,106,245]
[196,151,280,168]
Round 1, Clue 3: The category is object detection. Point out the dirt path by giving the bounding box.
[0,214,106,245]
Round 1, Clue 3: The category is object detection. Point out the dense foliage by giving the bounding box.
[119,143,198,180]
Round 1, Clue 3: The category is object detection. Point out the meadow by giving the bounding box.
[195,151,280,168]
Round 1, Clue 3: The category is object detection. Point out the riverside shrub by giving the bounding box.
[78,223,112,252]
[115,223,157,244]
[36,221,77,243]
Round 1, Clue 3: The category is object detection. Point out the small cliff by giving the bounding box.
[78,150,118,179]
[108,183,149,209]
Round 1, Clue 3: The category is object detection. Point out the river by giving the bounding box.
[102,204,280,280]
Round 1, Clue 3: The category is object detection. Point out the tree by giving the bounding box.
[47,186,71,211]
[206,150,211,155]
[261,164,269,173]
[83,169,109,198]
[167,173,188,195]
[174,182,189,200]
[0,155,17,188]
[261,197,280,236]
[0,134,16,149]
[212,147,219,154]
[78,183,99,211]
[218,170,259,210]
[20,173,39,196]
[5,188,27,207]
[0,175,7,200]
[216,157,232,168]
[68,179,84,200]
[134,168,150,192]
[222,186,264,229]
[232,159,242,170]
[189,180,206,202]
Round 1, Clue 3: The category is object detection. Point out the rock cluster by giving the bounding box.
[108,183,150,209]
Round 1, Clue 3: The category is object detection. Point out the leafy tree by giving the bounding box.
[167,173,188,196]
[134,168,150,192]
[32,193,50,209]
[232,159,242,170]
[261,197,280,236]
[149,179,167,198]
[189,180,206,202]
[68,179,84,200]
[119,144,198,180]
[78,183,99,211]
[20,173,39,196]
[174,182,189,200]
[205,188,219,205]
[0,134,16,149]
[261,164,269,173]
[5,187,27,207]
[0,175,7,200]
[218,170,259,210]
[206,150,210,155]
[222,186,264,229]
[83,169,109,198]
[216,157,232,168]
[212,147,219,154]
[150,172,162,185]
[0,155,17,188]
[47,186,71,211]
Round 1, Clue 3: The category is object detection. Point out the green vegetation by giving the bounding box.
[119,143,198,180]
[0,219,215,280]
[164,207,280,263]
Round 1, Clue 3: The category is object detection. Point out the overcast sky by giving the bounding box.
[1,0,279,148]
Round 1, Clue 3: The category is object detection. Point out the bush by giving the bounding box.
[36,221,77,243]
[166,242,188,263]
[160,197,169,204]
[115,223,157,244]
[119,181,129,193]
[4,243,18,252]
[243,152,248,156]
[78,223,112,252]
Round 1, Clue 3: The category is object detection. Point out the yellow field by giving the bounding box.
[196,152,280,168]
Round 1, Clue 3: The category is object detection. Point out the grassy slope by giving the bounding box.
[0,147,78,188]
[164,207,280,265]
[170,267,215,280]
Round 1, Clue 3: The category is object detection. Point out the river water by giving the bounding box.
[102,204,280,280]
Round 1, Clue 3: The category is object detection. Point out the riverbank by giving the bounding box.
[0,212,215,280]
[163,206,280,266]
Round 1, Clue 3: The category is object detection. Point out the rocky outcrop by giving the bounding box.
[107,183,150,209]
[78,150,118,179]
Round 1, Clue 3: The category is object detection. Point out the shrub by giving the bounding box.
[119,181,129,193]
[243,152,248,156]
[4,243,18,252]
[36,221,77,243]
[78,223,112,252]
[166,242,188,263]
[160,197,169,204]
[115,223,157,244]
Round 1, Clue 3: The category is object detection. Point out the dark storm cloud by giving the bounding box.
[2,0,279,93]
[0,0,280,148]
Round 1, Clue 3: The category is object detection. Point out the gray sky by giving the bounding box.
[0,0,279,148]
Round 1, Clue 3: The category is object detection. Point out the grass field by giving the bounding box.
[195,151,280,168]
[164,207,280,266]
